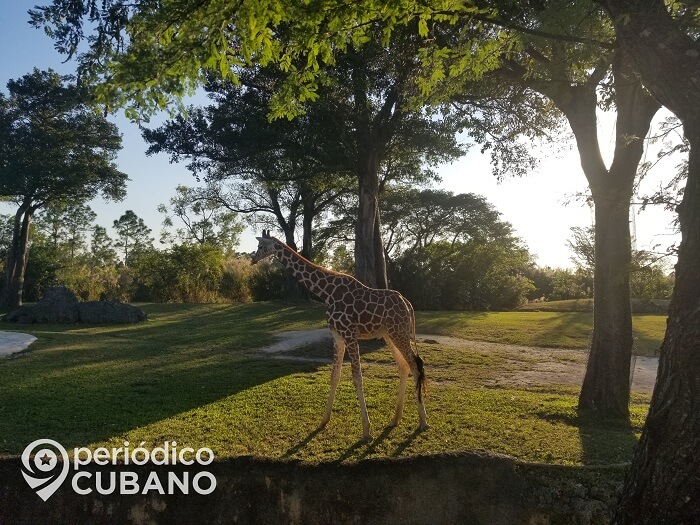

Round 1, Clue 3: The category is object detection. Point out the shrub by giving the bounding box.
[248,259,285,301]
[131,244,225,303]
[220,257,253,302]
[389,241,534,311]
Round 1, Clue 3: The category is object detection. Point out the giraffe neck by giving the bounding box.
[273,240,337,302]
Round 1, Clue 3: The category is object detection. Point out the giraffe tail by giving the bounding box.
[405,296,427,400]
[415,353,427,402]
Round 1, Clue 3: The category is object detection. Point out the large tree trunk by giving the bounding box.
[355,164,387,288]
[372,205,388,288]
[351,56,390,290]
[579,189,633,417]
[594,1,700,521]
[548,51,658,418]
[577,53,659,418]
[0,205,33,309]
[615,127,700,525]
[281,229,306,302]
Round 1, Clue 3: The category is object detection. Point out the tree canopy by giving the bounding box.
[28,0,505,119]
[0,68,126,307]
[0,69,127,206]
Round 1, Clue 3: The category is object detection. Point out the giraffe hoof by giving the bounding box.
[360,434,373,443]
[317,420,329,431]
[388,419,400,428]
[419,423,430,431]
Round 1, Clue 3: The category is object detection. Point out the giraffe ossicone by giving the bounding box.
[252,233,428,441]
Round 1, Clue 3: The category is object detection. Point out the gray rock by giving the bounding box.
[4,286,146,324]
[38,286,79,306]
[77,301,147,324]
[4,308,36,324]
[34,287,81,323]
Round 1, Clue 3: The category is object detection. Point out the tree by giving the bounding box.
[567,226,596,274]
[377,186,534,310]
[143,71,353,300]
[465,2,660,419]
[0,69,126,308]
[35,201,97,260]
[28,1,480,120]
[144,48,464,289]
[143,72,351,262]
[90,225,117,267]
[380,187,511,257]
[587,2,700,520]
[629,252,673,301]
[112,211,153,265]
[328,37,465,288]
[568,225,674,300]
[158,185,243,254]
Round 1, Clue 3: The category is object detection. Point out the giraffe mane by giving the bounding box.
[271,237,354,278]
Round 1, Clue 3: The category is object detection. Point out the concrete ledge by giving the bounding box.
[0,331,36,357]
[0,452,624,525]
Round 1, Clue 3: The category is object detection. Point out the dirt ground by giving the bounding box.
[261,328,658,395]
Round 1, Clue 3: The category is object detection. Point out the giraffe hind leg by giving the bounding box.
[388,332,429,430]
[385,337,410,427]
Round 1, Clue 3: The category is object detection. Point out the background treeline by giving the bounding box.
[0,188,673,310]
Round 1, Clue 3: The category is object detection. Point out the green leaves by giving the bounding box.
[0,69,127,207]
[30,0,494,120]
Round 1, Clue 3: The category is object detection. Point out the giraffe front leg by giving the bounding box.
[347,339,372,442]
[318,331,345,430]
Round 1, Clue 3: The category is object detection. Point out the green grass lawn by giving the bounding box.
[0,302,662,466]
[517,298,670,314]
[417,310,666,356]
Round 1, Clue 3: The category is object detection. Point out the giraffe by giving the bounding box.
[252,230,428,441]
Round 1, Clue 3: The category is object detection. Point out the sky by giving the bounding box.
[0,2,682,268]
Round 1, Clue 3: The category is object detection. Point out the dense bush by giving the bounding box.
[248,259,286,301]
[524,266,592,302]
[389,241,534,311]
[630,265,674,299]
[131,244,225,302]
[220,257,254,302]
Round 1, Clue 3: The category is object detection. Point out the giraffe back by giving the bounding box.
[325,277,413,340]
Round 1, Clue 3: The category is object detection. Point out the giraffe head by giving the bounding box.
[252,230,276,264]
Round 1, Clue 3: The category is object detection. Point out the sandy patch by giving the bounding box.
[262,329,658,394]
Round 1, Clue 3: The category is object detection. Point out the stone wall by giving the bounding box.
[0,452,624,525]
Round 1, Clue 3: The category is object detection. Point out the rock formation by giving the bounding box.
[5,286,147,324]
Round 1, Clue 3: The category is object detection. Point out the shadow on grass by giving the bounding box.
[392,427,424,457]
[415,311,488,334]
[358,425,396,460]
[284,338,387,361]
[0,302,328,454]
[529,312,592,349]
[633,328,663,357]
[281,428,325,459]
[537,409,639,465]
[332,439,370,465]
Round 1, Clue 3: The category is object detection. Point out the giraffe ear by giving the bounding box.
[256,237,264,242]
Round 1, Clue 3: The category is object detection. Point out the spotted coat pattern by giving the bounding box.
[253,235,428,440]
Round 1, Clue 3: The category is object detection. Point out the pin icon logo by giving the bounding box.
[21,439,69,501]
